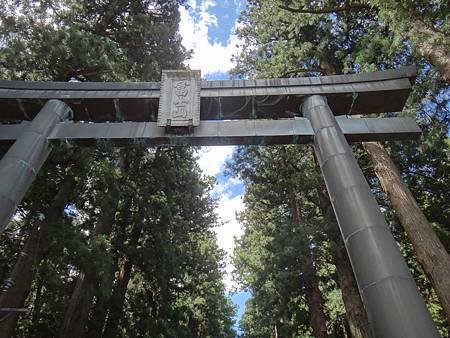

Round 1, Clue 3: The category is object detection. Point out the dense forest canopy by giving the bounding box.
[228,0,449,337]
[0,1,235,337]
[0,0,449,337]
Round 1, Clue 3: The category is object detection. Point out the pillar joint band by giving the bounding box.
[361,275,416,293]
[344,223,389,244]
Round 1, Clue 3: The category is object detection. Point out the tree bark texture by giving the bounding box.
[303,257,329,338]
[101,257,133,338]
[333,238,373,338]
[102,222,143,338]
[59,199,120,338]
[30,276,44,334]
[288,185,328,338]
[60,150,129,338]
[59,272,96,338]
[0,173,77,338]
[86,257,119,338]
[363,141,450,324]
[409,20,450,83]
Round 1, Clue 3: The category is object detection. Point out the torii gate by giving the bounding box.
[0,66,440,337]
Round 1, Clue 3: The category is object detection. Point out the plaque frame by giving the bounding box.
[157,69,201,128]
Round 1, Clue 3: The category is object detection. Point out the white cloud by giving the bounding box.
[197,146,245,290]
[197,146,234,177]
[211,176,242,197]
[215,192,245,289]
[216,200,243,236]
[179,1,241,75]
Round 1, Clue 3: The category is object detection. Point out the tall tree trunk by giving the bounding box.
[30,273,44,334]
[333,239,372,338]
[303,255,328,338]
[407,20,450,83]
[288,185,328,338]
[86,186,133,338]
[318,188,372,338]
[59,272,96,338]
[416,40,450,83]
[60,150,129,338]
[0,173,77,338]
[102,222,143,338]
[102,257,134,338]
[363,141,450,323]
[59,201,120,338]
[86,257,119,338]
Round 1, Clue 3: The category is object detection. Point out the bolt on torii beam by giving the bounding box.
[0,66,440,337]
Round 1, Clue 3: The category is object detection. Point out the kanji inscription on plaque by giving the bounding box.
[157,70,201,128]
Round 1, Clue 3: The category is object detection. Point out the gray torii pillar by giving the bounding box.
[0,99,71,233]
[302,95,439,338]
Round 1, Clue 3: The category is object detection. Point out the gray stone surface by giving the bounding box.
[157,70,201,127]
[0,66,416,122]
[0,117,421,146]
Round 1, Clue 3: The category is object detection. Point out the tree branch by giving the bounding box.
[281,68,323,77]
[66,68,112,79]
[278,3,372,14]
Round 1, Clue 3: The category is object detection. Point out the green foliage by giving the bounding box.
[0,0,189,81]
[0,1,235,337]
[115,147,236,337]
[228,146,345,336]
[231,0,449,335]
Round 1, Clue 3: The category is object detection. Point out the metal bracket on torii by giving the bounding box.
[0,66,440,337]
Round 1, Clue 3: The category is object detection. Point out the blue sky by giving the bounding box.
[178,0,249,333]
[179,0,245,78]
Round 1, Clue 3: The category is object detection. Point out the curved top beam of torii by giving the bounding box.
[0,66,420,147]
[0,66,416,123]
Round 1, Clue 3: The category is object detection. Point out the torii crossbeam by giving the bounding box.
[0,66,440,338]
